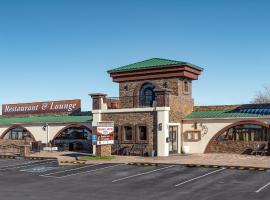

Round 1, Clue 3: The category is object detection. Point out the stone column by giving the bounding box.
[89,93,112,157]
[89,93,107,110]
[154,89,172,107]
[96,145,112,157]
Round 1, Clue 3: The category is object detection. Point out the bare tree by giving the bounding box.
[251,85,270,104]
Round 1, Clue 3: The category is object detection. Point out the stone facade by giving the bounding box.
[118,78,193,109]
[169,95,194,123]
[102,112,156,153]
[205,141,268,154]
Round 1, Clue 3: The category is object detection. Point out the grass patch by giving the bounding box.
[78,156,115,161]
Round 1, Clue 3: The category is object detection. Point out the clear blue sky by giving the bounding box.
[0,0,270,111]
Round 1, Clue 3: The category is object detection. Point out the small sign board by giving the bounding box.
[96,122,114,146]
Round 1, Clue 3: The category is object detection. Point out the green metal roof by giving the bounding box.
[0,115,92,124]
[184,110,270,120]
[108,58,203,73]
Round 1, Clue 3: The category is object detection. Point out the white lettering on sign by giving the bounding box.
[2,100,81,116]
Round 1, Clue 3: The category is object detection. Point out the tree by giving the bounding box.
[251,85,270,104]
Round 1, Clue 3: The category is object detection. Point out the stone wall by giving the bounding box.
[169,95,194,123]
[118,78,193,108]
[101,112,156,152]
[0,139,29,146]
[205,141,268,154]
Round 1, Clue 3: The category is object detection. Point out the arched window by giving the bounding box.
[217,124,269,142]
[54,126,91,140]
[2,127,34,141]
[139,83,156,107]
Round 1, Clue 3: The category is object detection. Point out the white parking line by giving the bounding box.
[112,165,175,183]
[41,164,126,178]
[175,168,226,187]
[256,182,270,193]
[41,163,102,176]
[0,160,57,171]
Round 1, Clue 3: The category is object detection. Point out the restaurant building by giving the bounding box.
[91,58,270,156]
[0,100,92,152]
[1,57,270,156]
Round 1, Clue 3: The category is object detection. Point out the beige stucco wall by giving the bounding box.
[0,122,92,144]
[182,118,270,154]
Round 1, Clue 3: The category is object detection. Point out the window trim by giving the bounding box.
[183,79,190,94]
[135,124,149,144]
[121,124,135,144]
[183,131,201,142]
[114,125,121,142]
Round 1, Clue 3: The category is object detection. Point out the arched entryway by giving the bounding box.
[1,126,35,143]
[52,124,92,152]
[205,121,270,153]
[139,82,156,107]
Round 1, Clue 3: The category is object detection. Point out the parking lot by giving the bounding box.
[0,158,270,200]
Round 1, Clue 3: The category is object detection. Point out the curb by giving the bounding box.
[60,161,86,165]
[185,164,269,171]
[0,155,17,159]
[128,163,158,167]
[24,157,47,160]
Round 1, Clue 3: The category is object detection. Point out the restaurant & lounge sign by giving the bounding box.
[2,99,81,116]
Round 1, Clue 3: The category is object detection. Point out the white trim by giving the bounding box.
[92,107,170,114]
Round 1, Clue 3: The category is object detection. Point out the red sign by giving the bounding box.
[2,99,81,116]
[96,122,114,145]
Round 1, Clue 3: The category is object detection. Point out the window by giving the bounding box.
[3,127,33,140]
[139,126,147,141]
[54,127,90,140]
[217,124,269,142]
[124,126,133,141]
[139,83,156,107]
[184,80,189,93]
[114,126,119,141]
[184,131,201,142]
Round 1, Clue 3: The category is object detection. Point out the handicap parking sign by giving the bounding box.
[92,135,97,142]
[21,167,55,173]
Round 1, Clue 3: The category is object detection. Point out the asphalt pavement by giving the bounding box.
[0,158,269,200]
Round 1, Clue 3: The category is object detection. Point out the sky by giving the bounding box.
[0,0,270,112]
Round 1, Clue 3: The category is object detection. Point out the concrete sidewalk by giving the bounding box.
[30,151,270,168]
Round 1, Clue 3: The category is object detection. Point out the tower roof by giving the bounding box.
[108,58,203,83]
[108,58,203,73]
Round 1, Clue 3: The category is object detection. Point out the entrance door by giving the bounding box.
[169,126,178,154]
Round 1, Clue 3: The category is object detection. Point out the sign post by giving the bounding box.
[91,134,97,156]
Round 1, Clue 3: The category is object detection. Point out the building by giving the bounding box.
[1,57,270,156]
[91,58,270,156]
[0,100,92,152]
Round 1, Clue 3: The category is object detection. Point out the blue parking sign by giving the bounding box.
[92,135,97,142]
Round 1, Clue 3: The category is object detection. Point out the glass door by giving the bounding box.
[169,126,178,154]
